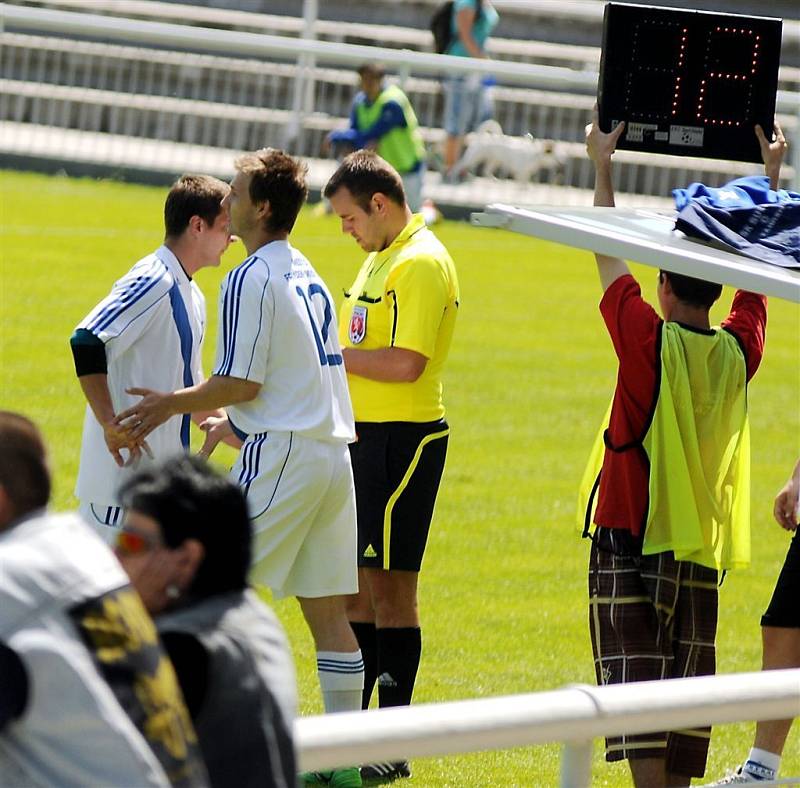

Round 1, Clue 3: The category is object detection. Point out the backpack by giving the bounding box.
[430,1,455,54]
[430,0,484,54]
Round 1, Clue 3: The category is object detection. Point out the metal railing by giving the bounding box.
[295,669,800,786]
[1,2,797,207]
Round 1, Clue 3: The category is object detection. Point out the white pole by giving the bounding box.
[560,740,593,788]
[283,0,317,152]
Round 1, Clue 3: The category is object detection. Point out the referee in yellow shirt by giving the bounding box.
[324,151,459,783]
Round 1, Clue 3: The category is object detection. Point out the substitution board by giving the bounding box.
[598,3,782,163]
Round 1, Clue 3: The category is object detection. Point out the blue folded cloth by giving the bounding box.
[673,176,800,269]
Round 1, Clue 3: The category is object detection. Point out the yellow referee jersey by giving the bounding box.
[338,214,459,422]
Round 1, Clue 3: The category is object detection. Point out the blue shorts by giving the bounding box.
[443,75,493,137]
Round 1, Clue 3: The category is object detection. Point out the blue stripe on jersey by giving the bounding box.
[87,260,167,334]
[168,282,195,450]
[216,257,259,377]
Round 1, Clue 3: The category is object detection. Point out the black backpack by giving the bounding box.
[430,1,483,54]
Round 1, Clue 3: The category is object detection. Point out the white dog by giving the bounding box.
[452,120,566,183]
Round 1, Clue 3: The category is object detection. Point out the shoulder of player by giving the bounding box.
[111,254,175,299]
[222,253,272,289]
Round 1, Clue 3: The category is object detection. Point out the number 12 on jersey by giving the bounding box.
[296,284,343,367]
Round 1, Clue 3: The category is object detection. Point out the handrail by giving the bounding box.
[295,669,800,787]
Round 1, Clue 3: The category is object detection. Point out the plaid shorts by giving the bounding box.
[588,528,719,777]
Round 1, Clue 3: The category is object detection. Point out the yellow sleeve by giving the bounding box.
[388,255,450,358]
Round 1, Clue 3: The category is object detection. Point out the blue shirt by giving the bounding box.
[447,0,499,58]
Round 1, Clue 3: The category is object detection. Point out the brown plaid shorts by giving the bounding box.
[588,527,719,778]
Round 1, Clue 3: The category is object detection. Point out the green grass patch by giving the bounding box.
[1,170,799,786]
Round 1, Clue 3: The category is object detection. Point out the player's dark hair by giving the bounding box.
[357,61,386,81]
[0,411,51,523]
[234,148,308,234]
[164,174,229,239]
[660,270,723,309]
[118,455,251,598]
[323,150,406,211]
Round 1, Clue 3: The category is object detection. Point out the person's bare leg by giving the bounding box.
[444,134,463,172]
[752,626,800,756]
[299,595,363,714]
[630,758,689,788]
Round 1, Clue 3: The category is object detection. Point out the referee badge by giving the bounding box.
[349,305,367,345]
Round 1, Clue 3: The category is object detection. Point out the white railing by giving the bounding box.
[295,669,800,787]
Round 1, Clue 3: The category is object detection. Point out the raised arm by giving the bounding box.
[756,121,787,191]
[585,107,630,291]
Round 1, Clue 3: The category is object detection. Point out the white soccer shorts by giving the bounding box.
[78,501,123,546]
[234,432,358,599]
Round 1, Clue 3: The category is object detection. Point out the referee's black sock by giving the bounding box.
[350,621,378,709]
[376,627,421,708]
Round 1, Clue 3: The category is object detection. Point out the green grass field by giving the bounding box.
[1,169,799,787]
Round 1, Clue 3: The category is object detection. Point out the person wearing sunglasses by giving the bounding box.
[115,454,297,788]
[0,411,206,787]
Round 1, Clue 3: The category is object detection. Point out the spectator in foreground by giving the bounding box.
[0,411,206,787]
[441,0,499,178]
[116,454,298,788]
[579,112,785,788]
[327,62,427,212]
[707,457,800,785]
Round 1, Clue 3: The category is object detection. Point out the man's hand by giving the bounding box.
[197,415,239,459]
[585,105,625,168]
[115,388,174,441]
[102,421,153,468]
[756,122,787,191]
[773,461,800,532]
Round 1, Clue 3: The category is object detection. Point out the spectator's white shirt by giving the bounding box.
[214,240,355,443]
[75,245,205,503]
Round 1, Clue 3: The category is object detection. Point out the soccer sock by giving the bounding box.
[316,650,364,714]
[743,747,780,779]
[376,627,421,708]
[350,621,378,709]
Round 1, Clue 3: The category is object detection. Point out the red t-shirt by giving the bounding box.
[593,274,767,536]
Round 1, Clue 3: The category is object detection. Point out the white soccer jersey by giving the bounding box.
[214,240,355,443]
[75,245,206,503]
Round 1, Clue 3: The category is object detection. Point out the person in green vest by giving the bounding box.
[327,62,427,212]
[579,107,786,788]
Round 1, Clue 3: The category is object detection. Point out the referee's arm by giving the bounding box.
[342,347,427,382]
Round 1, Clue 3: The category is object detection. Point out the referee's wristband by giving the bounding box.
[70,329,108,376]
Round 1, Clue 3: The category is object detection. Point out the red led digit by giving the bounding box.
[696,26,758,126]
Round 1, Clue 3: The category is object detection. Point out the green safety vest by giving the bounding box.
[578,321,751,570]
[355,84,426,174]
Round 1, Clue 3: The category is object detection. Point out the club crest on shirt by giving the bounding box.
[349,305,367,345]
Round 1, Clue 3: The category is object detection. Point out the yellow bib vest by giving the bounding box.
[578,321,751,571]
[355,85,426,175]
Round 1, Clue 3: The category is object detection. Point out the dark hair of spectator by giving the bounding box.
[323,150,406,211]
[0,411,51,520]
[357,62,386,81]
[234,148,309,234]
[164,174,229,239]
[660,270,723,309]
[118,455,252,598]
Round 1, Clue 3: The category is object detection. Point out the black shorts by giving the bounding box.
[761,529,800,628]
[349,420,449,571]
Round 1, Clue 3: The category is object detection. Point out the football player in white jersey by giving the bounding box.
[117,149,365,788]
[70,174,233,543]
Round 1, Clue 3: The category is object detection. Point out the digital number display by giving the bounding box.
[598,3,782,162]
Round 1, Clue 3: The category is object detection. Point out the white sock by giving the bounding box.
[744,747,780,778]
[317,650,364,714]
